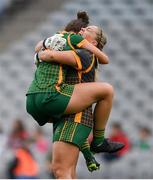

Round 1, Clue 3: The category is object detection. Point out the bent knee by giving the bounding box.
[52,162,71,178]
[52,163,64,178]
[106,83,114,96]
[101,83,114,98]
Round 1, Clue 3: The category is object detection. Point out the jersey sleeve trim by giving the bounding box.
[77,39,88,48]
[68,34,76,52]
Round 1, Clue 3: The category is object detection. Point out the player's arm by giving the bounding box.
[35,40,43,52]
[70,34,109,64]
[38,50,78,68]
[80,41,109,64]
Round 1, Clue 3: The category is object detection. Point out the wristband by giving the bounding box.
[43,38,47,49]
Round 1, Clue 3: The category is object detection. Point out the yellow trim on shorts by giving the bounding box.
[74,112,82,123]
[70,123,78,142]
[81,145,90,150]
[55,86,72,97]
[77,39,88,48]
[59,121,67,141]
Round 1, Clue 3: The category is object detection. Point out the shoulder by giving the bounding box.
[70,34,84,44]
[70,33,82,38]
[76,49,92,60]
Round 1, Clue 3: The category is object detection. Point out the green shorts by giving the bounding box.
[53,120,92,149]
[26,91,71,126]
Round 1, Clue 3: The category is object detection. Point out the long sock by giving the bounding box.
[81,139,93,160]
[92,129,105,146]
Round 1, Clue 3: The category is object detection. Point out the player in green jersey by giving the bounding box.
[39,37,124,179]
[26,16,109,137]
[36,25,123,152]
[27,12,100,173]
[26,11,124,179]
[37,41,123,178]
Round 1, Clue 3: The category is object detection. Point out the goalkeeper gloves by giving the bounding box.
[34,52,42,65]
[42,34,66,51]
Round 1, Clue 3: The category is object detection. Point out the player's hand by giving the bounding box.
[43,34,66,51]
[34,52,42,65]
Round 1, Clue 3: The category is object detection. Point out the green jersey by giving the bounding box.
[27,32,87,95]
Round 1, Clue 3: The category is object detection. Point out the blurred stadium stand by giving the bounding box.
[0,0,12,15]
[0,0,153,178]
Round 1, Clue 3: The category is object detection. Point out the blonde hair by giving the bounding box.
[96,28,107,50]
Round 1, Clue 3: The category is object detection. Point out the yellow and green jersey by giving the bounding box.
[63,49,96,128]
[27,32,88,95]
[62,31,87,51]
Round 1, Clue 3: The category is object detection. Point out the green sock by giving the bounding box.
[81,140,93,160]
[92,129,105,146]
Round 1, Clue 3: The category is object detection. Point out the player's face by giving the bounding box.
[79,25,99,44]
